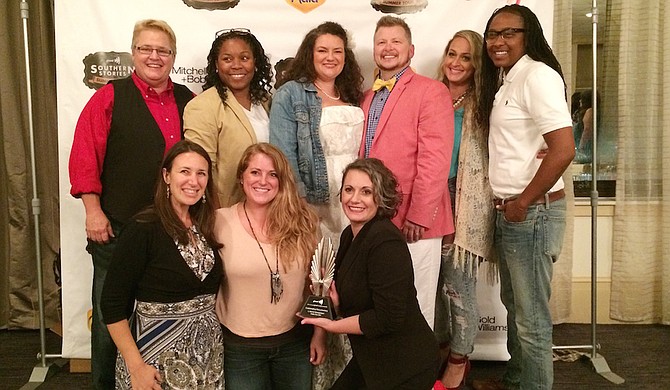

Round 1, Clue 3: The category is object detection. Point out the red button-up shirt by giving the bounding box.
[69,72,183,197]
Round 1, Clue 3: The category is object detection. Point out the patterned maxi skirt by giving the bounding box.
[115,294,224,390]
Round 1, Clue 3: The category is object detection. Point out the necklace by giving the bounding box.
[452,87,471,108]
[243,201,283,304]
[314,81,341,101]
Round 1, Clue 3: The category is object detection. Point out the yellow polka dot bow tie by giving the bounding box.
[372,77,396,92]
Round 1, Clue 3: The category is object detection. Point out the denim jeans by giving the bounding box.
[224,336,312,390]
[434,175,479,355]
[434,245,479,356]
[87,218,123,390]
[495,198,566,390]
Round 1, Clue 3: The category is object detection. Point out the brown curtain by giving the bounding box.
[549,0,575,324]
[0,0,60,329]
[607,0,670,324]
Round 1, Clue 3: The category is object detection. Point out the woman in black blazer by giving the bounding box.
[301,158,439,390]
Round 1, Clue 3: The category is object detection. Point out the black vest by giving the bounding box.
[100,77,193,223]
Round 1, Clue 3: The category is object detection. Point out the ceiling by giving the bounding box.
[572,0,606,42]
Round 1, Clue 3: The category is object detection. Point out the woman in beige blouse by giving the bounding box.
[214,143,324,390]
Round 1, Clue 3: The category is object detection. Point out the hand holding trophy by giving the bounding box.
[299,237,336,319]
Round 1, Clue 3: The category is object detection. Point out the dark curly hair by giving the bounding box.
[284,21,363,105]
[479,5,566,128]
[340,158,402,219]
[202,30,273,105]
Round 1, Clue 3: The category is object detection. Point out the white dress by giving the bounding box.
[314,105,364,249]
[312,105,363,390]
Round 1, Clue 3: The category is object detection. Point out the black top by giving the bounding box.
[100,77,193,223]
[101,216,222,324]
[335,216,439,389]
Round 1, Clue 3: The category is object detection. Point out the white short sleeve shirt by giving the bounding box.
[488,55,573,198]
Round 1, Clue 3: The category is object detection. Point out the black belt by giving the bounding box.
[493,189,565,207]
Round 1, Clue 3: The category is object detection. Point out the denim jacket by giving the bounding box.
[269,80,329,204]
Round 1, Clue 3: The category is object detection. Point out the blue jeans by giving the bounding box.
[434,175,479,355]
[495,198,566,390]
[224,336,312,390]
[87,218,123,390]
[434,246,479,356]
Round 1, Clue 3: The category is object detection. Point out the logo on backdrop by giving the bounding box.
[173,66,207,85]
[479,315,508,332]
[182,0,240,10]
[370,0,428,14]
[285,0,326,13]
[82,51,134,90]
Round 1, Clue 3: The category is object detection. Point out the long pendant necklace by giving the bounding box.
[314,81,341,101]
[452,87,471,108]
[243,201,283,304]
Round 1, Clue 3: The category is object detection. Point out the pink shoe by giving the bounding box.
[434,380,448,390]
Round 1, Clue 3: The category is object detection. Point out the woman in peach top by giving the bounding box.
[214,143,324,390]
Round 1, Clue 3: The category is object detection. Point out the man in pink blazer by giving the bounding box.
[360,15,454,329]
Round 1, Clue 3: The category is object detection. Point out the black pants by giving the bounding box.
[331,355,437,390]
[87,218,124,390]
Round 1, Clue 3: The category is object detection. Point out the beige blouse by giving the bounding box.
[214,204,307,337]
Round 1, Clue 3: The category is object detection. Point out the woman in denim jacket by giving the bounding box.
[269,21,364,390]
[270,21,363,244]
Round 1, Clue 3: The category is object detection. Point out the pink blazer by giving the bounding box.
[360,68,455,238]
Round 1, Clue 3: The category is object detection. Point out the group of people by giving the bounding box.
[69,4,574,390]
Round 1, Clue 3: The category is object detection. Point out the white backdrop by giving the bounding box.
[56,0,552,359]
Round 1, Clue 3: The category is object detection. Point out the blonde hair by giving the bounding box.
[236,143,319,270]
[437,30,483,114]
[375,15,412,44]
[131,19,177,55]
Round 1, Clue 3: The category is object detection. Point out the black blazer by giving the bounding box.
[335,216,439,389]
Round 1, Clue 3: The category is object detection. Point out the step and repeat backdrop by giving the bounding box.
[56,0,551,359]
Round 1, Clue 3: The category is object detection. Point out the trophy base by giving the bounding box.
[300,295,335,319]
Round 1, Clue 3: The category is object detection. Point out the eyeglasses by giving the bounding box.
[215,28,251,38]
[484,28,525,42]
[134,45,173,57]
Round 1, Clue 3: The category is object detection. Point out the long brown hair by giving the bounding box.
[138,140,221,249]
[235,143,318,269]
[283,21,363,105]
